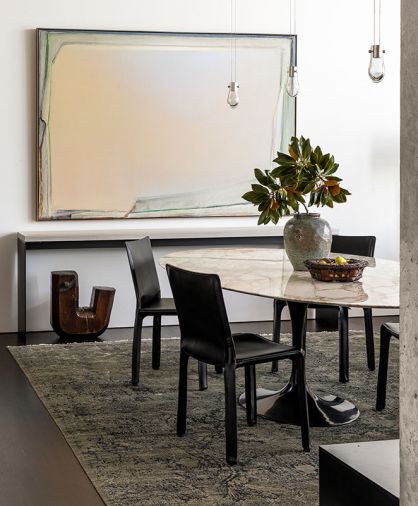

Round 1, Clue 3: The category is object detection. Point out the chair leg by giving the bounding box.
[198,361,208,391]
[215,365,223,374]
[177,351,189,436]
[244,364,257,426]
[295,354,310,451]
[224,364,238,465]
[132,313,144,386]
[363,308,375,371]
[152,315,161,370]
[272,300,286,373]
[338,306,349,383]
[376,328,392,411]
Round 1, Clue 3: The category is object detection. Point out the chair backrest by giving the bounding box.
[331,235,376,257]
[125,237,161,308]
[166,264,233,365]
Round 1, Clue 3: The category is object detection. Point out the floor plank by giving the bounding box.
[0,333,105,506]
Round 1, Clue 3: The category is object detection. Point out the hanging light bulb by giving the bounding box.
[286,65,299,98]
[368,45,385,82]
[368,0,385,83]
[227,0,240,107]
[286,0,299,97]
[227,81,240,107]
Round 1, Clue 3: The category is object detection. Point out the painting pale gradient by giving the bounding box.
[37,30,296,220]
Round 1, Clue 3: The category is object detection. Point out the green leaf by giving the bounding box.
[313,146,323,162]
[326,163,339,175]
[242,191,257,203]
[328,156,337,172]
[251,184,269,194]
[273,153,296,166]
[290,137,302,158]
[326,195,334,208]
[254,168,270,185]
[246,192,267,205]
[270,166,289,178]
[321,154,330,169]
[301,137,312,159]
[304,182,316,194]
[257,206,270,225]
[308,192,315,207]
[271,213,279,224]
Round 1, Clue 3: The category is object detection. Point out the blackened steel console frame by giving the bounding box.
[17,230,283,338]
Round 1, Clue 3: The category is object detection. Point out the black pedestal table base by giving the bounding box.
[238,385,359,427]
[238,301,360,428]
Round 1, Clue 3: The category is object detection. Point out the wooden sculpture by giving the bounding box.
[51,271,115,341]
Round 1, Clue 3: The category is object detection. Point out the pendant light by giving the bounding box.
[368,0,385,82]
[286,0,299,98]
[227,0,239,107]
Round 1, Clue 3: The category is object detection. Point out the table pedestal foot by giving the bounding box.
[238,383,359,427]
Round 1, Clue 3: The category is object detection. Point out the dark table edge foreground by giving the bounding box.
[319,440,399,506]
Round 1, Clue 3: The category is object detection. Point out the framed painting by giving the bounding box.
[37,29,296,220]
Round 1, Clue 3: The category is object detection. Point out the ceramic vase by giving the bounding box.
[284,213,332,271]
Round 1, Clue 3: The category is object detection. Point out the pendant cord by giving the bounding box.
[289,0,296,36]
[234,0,237,82]
[373,0,381,46]
[293,0,296,35]
[230,0,233,81]
[378,0,381,45]
[289,0,297,67]
[230,0,237,82]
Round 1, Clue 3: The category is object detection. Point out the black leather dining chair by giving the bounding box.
[166,264,310,465]
[125,237,208,389]
[376,322,399,411]
[272,235,376,383]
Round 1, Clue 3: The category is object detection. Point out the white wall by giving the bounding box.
[0,0,400,333]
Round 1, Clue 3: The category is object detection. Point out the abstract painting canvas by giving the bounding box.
[37,29,296,220]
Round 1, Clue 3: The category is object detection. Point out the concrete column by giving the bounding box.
[400,1,418,504]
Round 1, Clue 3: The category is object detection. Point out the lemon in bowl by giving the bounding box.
[335,256,348,265]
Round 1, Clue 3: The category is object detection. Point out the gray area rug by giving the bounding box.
[9,331,398,506]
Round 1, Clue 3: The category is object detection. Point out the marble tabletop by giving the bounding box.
[160,248,400,309]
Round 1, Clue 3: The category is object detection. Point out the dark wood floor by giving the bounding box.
[0,316,399,506]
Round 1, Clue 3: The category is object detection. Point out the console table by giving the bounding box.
[17,226,283,337]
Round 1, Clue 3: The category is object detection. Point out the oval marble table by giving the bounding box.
[160,248,399,427]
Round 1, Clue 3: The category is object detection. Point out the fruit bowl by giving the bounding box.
[304,257,369,282]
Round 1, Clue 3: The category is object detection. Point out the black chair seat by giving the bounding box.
[382,322,399,338]
[233,333,297,365]
[141,297,177,315]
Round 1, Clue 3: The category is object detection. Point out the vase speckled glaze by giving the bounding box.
[284,213,332,271]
